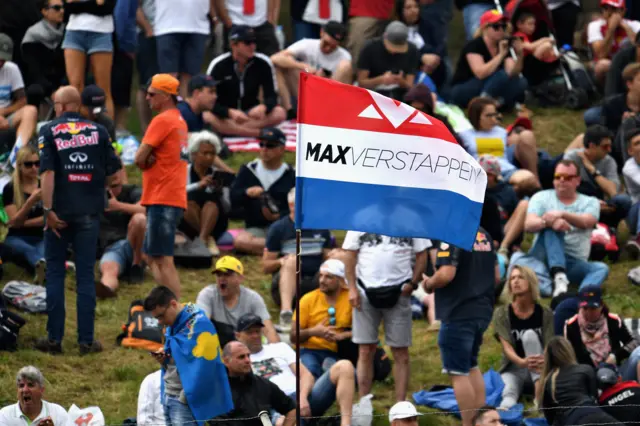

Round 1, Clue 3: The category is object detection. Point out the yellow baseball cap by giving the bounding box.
[213,256,244,276]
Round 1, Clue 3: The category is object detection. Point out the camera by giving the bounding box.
[261,193,279,215]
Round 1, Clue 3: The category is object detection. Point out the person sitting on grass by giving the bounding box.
[623,128,640,258]
[513,12,557,62]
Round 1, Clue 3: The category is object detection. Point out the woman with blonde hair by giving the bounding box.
[538,336,623,426]
[493,265,554,409]
[2,144,45,282]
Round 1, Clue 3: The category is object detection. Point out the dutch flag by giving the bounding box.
[294,74,487,250]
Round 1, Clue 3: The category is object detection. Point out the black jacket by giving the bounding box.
[213,372,296,426]
[599,381,640,426]
[230,159,295,229]
[565,310,640,368]
[63,0,116,20]
[542,364,600,426]
[605,45,637,98]
[207,52,279,118]
[21,41,65,94]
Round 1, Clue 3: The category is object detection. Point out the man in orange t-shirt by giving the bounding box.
[134,73,188,297]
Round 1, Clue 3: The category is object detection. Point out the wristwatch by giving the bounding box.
[43,207,52,217]
[592,169,601,178]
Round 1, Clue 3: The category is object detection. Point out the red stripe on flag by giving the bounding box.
[297,74,458,144]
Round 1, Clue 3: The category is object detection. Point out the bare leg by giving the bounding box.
[199,201,220,242]
[178,73,191,99]
[11,105,38,147]
[594,59,611,84]
[233,230,265,255]
[513,130,540,180]
[183,201,202,235]
[424,292,436,325]
[243,104,287,129]
[278,255,296,312]
[356,343,376,399]
[333,60,354,84]
[390,347,410,402]
[136,89,153,134]
[90,52,115,119]
[275,68,294,111]
[329,360,355,426]
[128,213,146,266]
[64,49,87,93]
[149,255,181,298]
[500,200,529,251]
[452,369,485,426]
[99,261,121,293]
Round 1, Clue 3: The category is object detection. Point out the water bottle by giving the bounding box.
[275,25,285,50]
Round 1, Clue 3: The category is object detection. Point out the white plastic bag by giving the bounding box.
[351,394,373,426]
[68,404,105,426]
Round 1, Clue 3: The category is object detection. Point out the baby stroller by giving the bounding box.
[496,0,598,109]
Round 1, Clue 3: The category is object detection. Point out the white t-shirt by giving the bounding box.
[250,343,297,396]
[302,0,343,25]
[287,39,351,74]
[408,26,425,51]
[587,19,640,56]
[0,62,24,109]
[67,14,114,33]
[226,0,268,27]
[0,401,71,426]
[137,370,165,426]
[154,0,210,36]
[254,161,288,191]
[623,157,640,204]
[342,232,431,289]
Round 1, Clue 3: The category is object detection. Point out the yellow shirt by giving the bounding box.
[293,288,352,352]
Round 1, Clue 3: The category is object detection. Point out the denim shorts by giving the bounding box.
[143,205,183,257]
[438,318,490,376]
[156,33,208,76]
[62,30,113,54]
[100,239,133,275]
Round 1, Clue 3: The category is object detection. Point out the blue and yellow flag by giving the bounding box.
[164,303,233,425]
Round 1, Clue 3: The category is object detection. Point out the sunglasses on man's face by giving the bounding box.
[48,4,64,11]
[554,174,577,182]
[22,161,40,168]
[490,23,507,31]
[259,142,280,149]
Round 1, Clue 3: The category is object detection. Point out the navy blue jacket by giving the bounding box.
[39,112,121,217]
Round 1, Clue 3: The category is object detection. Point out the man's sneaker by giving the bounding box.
[276,310,293,333]
[128,264,145,284]
[626,235,640,260]
[79,341,103,355]
[207,240,220,256]
[95,281,116,299]
[34,337,62,354]
[34,259,46,286]
[553,272,570,297]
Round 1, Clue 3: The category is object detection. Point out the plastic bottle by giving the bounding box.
[275,25,285,50]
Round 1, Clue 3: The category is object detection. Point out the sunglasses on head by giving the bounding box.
[490,23,507,31]
[259,141,280,149]
[48,4,64,11]
[327,306,336,326]
[22,161,40,168]
[554,174,577,182]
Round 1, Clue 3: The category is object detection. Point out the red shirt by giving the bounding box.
[348,0,394,19]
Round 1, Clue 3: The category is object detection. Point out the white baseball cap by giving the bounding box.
[389,401,422,422]
[320,259,346,280]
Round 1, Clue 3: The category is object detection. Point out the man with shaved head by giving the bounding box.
[218,341,296,426]
[35,84,121,355]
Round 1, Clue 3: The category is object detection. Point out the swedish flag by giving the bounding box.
[165,303,233,425]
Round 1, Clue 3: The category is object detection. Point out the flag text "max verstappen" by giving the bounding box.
[305,142,484,183]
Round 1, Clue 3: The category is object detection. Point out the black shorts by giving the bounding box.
[112,49,134,108]
[137,33,159,87]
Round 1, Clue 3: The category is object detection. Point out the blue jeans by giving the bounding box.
[420,0,453,57]
[621,347,640,381]
[627,202,640,235]
[164,395,196,426]
[438,318,491,375]
[292,19,321,43]
[530,229,609,290]
[584,106,603,127]
[449,70,528,109]
[156,33,208,76]
[300,348,338,379]
[45,214,100,345]
[4,234,44,267]
[462,3,494,40]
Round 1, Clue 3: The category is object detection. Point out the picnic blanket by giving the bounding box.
[223,120,298,152]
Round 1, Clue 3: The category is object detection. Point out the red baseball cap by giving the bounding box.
[600,0,625,8]
[480,9,507,27]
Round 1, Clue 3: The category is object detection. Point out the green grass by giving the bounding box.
[2,7,638,426]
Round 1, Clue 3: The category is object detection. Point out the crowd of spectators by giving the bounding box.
[2,0,640,425]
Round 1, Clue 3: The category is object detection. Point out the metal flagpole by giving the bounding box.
[295,229,302,426]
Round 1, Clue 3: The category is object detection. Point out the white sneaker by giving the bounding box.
[553,272,570,297]
[34,258,46,286]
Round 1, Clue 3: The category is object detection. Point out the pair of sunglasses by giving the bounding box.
[490,23,507,31]
[259,142,280,149]
[328,306,336,326]
[23,161,40,168]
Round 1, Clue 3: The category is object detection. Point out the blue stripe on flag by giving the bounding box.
[295,177,483,250]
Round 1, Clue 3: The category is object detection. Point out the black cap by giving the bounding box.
[236,313,264,332]
[579,286,603,308]
[188,74,219,93]
[258,127,286,145]
[596,364,619,389]
[323,21,347,42]
[230,25,256,43]
[81,85,106,112]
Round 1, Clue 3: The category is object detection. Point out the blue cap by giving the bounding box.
[258,127,286,145]
[81,85,106,112]
[229,25,256,43]
[188,74,219,94]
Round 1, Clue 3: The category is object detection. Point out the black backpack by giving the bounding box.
[116,300,164,352]
[0,305,26,351]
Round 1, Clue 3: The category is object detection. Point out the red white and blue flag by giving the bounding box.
[294,74,487,250]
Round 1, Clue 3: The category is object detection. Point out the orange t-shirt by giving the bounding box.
[140,109,188,209]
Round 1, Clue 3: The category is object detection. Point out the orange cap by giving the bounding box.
[149,73,179,96]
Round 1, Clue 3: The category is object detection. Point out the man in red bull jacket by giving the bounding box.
[35,86,121,355]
